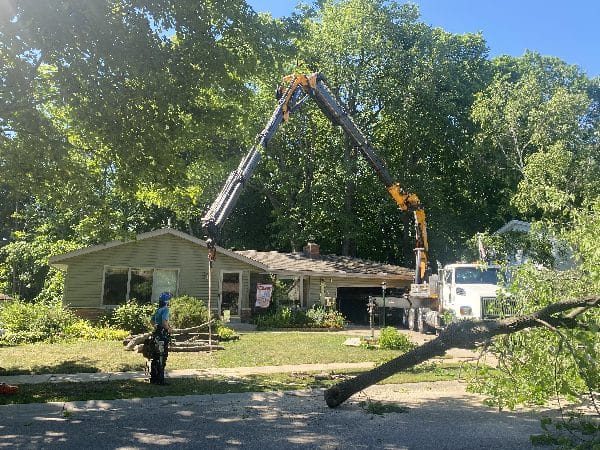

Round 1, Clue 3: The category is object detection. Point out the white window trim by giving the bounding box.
[101,265,180,306]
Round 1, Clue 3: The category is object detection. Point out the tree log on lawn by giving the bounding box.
[124,332,151,350]
[324,296,600,408]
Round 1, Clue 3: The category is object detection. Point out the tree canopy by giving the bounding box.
[1,0,597,291]
[1,0,599,428]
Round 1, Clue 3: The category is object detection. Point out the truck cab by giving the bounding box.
[404,262,511,333]
[439,264,503,320]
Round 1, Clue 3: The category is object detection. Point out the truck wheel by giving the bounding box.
[407,308,416,331]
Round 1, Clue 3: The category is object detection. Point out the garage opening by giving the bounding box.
[336,286,407,326]
[336,287,381,325]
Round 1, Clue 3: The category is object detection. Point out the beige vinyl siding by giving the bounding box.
[304,276,322,307]
[300,276,409,308]
[61,234,256,309]
[54,229,412,321]
[329,277,410,292]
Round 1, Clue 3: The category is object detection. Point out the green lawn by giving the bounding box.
[0,331,476,405]
[0,331,405,376]
[0,364,469,406]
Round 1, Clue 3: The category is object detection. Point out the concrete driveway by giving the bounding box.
[1,381,554,449]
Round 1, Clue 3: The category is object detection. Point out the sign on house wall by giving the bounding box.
[255,284,273,308]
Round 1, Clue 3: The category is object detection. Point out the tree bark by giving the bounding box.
[324,296,600,408]
[124,332,152,350]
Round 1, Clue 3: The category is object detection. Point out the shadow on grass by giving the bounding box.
[113,363,147,372]
[1,359,101,376]
[0,363,474,407]
[1,361,146,377]
[0,373,335,405]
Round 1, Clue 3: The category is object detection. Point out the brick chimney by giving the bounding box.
[303,242,320,258]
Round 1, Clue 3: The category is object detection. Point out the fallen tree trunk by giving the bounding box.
[170,321,214,335]
[172,333,218,341]
[124,321,216,351]
[324,296,600,408]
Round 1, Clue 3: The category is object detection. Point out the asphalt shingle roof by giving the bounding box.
[236,250,413,280]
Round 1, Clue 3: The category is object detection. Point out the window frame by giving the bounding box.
[101,265,180,306]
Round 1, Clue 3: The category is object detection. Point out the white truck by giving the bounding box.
[373,263,511,333]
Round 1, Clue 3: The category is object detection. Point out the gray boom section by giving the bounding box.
[309,74,395,189]
[200,86,305,240]
[201,72,395,243]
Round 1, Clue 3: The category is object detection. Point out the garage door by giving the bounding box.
[337,286,407,326]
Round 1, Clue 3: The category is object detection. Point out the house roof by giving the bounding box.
[236,250,414,280]
[495,220,531,235]
[49,228,413,280]
[48,228,269,271]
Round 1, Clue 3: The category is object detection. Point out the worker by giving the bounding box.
[150,292,172,385]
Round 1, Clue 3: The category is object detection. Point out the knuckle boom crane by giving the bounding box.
[201,72,429,284]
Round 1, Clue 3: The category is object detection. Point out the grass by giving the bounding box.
[0,331,476,405]
[0,374,326,405]
[0,332,405,376]
[0,364,470,406]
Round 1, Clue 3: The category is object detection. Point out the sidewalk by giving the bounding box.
[0,362,376,386]
[0,326,488,387]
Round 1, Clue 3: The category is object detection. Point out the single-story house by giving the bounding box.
[49,228,414,323]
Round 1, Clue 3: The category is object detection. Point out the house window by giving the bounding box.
[152,269,178,302]
[102,267,178,305]
[221,271,241,317]
[129,268,153,303]
[103,267,129,305]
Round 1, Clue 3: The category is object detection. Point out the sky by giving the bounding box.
[247,0,600,78]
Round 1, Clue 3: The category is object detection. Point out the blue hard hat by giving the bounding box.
[158,292,172,306]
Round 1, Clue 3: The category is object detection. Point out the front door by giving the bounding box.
[220,271,241,319]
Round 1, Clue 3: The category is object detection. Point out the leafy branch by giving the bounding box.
[324,296,600,408]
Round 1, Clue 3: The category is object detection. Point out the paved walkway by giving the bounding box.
[0,362,376,386]
[0,325,490,386]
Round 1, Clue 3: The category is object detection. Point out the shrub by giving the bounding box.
[107,300,155,334]
[169,295,210,329]
[255,306,346,330]
[255,307,310,329]
[0,330,48,345]
[378,327,415,351]
[0,298,78,343]
[62,320,129,341]
[307,306,346,328]
[0,299,131,344]
[216,325,239,341]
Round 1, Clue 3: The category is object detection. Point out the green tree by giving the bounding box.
[0,0,271,297]
[471,52,599,226]
[464,54,600,444]
[247,0,490,267]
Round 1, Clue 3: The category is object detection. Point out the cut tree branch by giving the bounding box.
[324,296,600,408]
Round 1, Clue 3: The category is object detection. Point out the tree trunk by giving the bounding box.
[324,296,600,408]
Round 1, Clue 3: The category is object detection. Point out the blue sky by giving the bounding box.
[247,0,600,78]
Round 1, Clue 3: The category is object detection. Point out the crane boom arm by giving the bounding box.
[201,72,429,283]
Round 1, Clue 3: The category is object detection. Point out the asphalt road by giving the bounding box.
[1,381,553,449]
